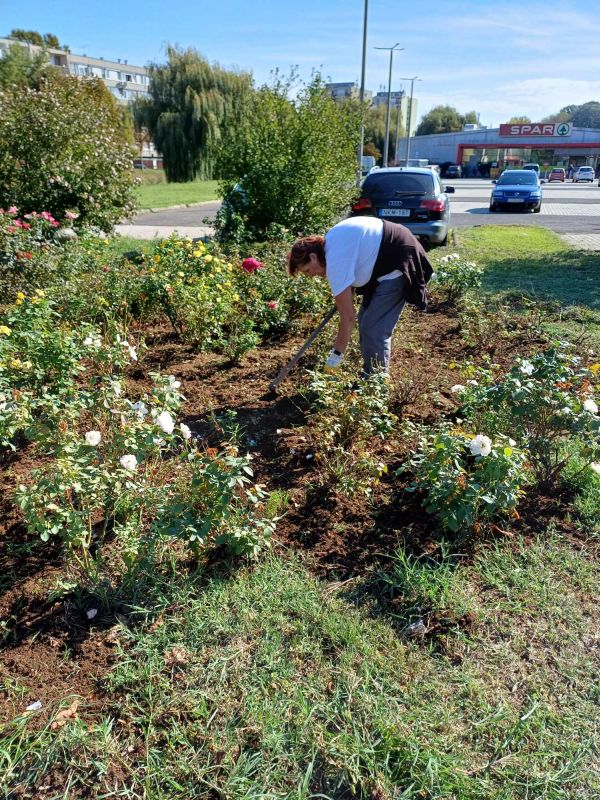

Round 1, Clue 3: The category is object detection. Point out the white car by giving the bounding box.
[574,166,595,183]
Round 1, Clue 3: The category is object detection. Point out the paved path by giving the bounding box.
[559,233,600,250]
[115,200,220,240]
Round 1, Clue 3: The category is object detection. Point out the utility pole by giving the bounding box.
[394,89,405,164]
[398,76,421,166]
[356,0,369,187]
[375,43,403,167]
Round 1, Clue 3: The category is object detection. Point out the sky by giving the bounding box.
[2,0,600,127]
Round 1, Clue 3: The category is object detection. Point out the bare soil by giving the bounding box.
[0,303,575,724]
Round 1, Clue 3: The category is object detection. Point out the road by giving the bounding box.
[117,180,600,241]
[448,178,600,234]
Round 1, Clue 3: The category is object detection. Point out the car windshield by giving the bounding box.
[551,169,564,173]
[363,173,434,195]
[497,172,538,186]
[579,167,593,172]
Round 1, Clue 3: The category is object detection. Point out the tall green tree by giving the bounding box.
[415,105,479,136]
[0,42,51,89]
[216,74,360,242]
[572,101,600,128]
[133,47,252,182]
[507,115,531,123]
[363,103,405,164]
[9,29,68,50]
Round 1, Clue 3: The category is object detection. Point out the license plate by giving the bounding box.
[380,208,410,217]
[507,197,524,203]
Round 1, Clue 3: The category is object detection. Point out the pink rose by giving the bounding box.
[241,257,264,274]
[267,301,278,310]
[7,206,18,216]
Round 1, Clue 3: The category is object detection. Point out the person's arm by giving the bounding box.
[332,287,356,353]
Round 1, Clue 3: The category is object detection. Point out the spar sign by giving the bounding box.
[499,122,572,137]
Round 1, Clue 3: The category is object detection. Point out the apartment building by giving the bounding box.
[0,37,150,104]
[325,82,418,135]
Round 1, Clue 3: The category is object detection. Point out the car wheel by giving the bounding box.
[489,204,497,212]
[534,204,541,213]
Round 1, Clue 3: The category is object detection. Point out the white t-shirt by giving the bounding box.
[324,217,384,297]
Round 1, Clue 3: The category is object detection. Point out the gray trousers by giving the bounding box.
[358,276,407,375]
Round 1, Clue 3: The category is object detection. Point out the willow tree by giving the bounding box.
[133,47,252,182]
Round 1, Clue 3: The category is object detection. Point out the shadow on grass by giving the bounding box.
[482,250,600,310]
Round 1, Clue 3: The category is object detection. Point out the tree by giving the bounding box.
[216,74,360,242]
[415,105,479,136]
[0,73,137,229]
[363,103,404,165]
[9,29,68,50]
[508,115,531,124]
[572,101,600,128]
[133,47,252,182]
[0,42,51,89]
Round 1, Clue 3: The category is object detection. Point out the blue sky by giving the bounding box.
[3,0,600,126]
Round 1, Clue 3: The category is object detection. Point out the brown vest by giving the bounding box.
[355,220,433,309]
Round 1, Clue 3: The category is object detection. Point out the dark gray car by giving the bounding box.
[351,167,455,246]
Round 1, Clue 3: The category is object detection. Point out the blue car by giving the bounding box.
[489,170,542,213]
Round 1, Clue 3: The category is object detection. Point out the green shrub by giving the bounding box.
[216,73,360,243]
[0,73,137,230]
[431,252,483,305]
[401,423,528,533]
[456,349,600,489]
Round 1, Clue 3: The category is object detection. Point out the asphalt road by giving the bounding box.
[447,178,600,234]
[128,180,600,236]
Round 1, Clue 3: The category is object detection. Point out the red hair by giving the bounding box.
[287,235,326,276]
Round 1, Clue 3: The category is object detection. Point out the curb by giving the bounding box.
[137,200,219,213]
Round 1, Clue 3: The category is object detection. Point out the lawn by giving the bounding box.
[135,169,220,209]
[1,224,599,799]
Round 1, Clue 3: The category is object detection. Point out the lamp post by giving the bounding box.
[356,0,369,186]
[375,43,403,167]
[398,76,421,165]
[394,89,405,164]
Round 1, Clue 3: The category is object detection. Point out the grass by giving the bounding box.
[135,170,220,209]
[2,541,598,798]
[455,225,600,346]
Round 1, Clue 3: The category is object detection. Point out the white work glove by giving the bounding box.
[325,348,344,372]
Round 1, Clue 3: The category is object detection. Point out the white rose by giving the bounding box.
[451,384,465,393]
[157,411,175,434]
[119,454,138,471]
[520,360,534,375]
[590,462,600,475]
[85,430,101,446]
[131,400,148,419]
[583,398,598,414]
[470,434,492,457]
[180,423,192,440]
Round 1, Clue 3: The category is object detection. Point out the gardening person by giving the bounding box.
[288,216,433,376]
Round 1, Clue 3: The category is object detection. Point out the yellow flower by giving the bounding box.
[589,363,600,375]
[15,291,26,306]
[204,254,213,263]
[193,250,203,257]
[10,358,22,369]
[34,288,45,297]
[31,297,40,304]
[102,239,109,245]
[149,266,156,273]
[153,255,161,264]
[0,326,11,336]
[177,271,185,278]
[232,294,240,301]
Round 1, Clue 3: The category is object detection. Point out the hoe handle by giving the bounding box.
[269,305,337,391]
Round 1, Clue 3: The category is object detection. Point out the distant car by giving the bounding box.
[548,167,566,182]
[574,166,594,183]
[445,165,462,178]
[522,163,540,176]
[489,169,542,213]
[351,167,455,245]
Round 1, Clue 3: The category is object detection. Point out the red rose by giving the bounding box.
[267,300,278,310]
[241,257,264,274]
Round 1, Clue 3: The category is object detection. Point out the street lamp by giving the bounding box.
[398,76,421,165]
[356,0,369,186]
[375,43,404,167]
